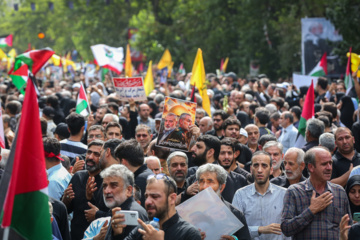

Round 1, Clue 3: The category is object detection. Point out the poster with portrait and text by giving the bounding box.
[156,97,196,151]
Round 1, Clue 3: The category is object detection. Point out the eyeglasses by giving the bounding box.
[88,134,103,139]
[136,134,149,138]
[147,173,177,191]
[86,149,101,158]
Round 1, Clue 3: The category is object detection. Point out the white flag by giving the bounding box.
[91,44,124,74]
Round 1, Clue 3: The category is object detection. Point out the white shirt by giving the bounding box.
[232,183,290,240]
[278,124,298,153]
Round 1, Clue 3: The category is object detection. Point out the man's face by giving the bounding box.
[95,108,106,123]
[155,120,161,132]
[158,103,164,113]
[164,115,177,131]
[102,115,114,128]
[191,141,208,166]
[102,176,129,208]
[147,159,162,175]
[135,130,152,148]
[335,130,354,155]
[284,151,304,180]
[271,117,280,129]
[218,145,234,170]
[213,115,223,131]
[309,150,332,182]
[196,113,204,124]
[85,145,102,173]
[336,84,346,93]
[120,107,129,118]
[224,124,240,139]
[87,129,105,144]
[145,180,169,220]
[241,102,250,114]
[251,154,273,186]
[106,127,122,140]
[234,92,244,106]
[139,105,150,119]
[179,115,192,131]
[245,126,259,145]
[238,135,248,145]
[264,146,283,170]
[169,157,188,183]
[199,118,210,134]
[198,172,222,196]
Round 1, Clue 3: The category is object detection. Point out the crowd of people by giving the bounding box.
[0,68,360,240]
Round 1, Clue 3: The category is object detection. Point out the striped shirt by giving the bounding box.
[281,179,352,240]
[60,139,87,162]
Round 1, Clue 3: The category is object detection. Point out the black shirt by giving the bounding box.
[133,164,154,206]
[124,212,202,240]
[331,150,360,179]
[223,200,251,240]
[233,164,253,184]
[349,222,360,240]
[205,129,224,140]
[50,197,71,240]
[104,196,148,240]
[301,140,319,152]
[66,170,109,240]
[270,175,307,188]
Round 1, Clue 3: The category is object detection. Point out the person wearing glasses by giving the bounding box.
[135,124,153,155]
[62,139,108,240]
[110,173,202,239]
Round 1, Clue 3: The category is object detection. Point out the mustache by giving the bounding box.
[105,193,114,198]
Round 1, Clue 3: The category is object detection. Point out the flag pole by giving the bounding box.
[2,227,9,240]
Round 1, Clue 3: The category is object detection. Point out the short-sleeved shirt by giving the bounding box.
[331,150,360,179]
[60,139,87,162]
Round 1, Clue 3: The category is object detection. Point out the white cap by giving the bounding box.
[72,83,80,89]
[239,128,248,138]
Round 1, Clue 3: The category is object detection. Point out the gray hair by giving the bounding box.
[201,116,213,127]
[265,104,277,114]
[285,147,305,164]
[263,141,283,154]
[306,118,325,139]
[154,94,165,105]
[144,156,161,167]
[103,113,119,123]
[319,133,335,152]
[245,93,253,102]
[196,163,227,185]
[304,146,331,168]
[100,164,134,188]
[196,109,206,116]
[167,151,188,166]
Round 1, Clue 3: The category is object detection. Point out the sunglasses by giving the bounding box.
[136,134,149,138]
[88,134,103,139]
[147,173,177,191]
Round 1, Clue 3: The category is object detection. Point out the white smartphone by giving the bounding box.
[116,210,139,226]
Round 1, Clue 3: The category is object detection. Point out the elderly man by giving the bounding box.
[167,151,189,194]
[199,116,213,134]
[244,124,260,153]
[137,104,155,133]
[144,156,163,174]
[84,164,148,240]
[166,113,194,146]
[158,113,177,143]
[102,113,119,128]
[271,148,306,188]
[110,173,202,239]
[197,163,251,240]
[135,124,153,154]
[281,147,352,239]
[278,111,298,153]
[232,151,289,240]
[87,125,106,144]
[302,118,325,152]
[263,141,284,179]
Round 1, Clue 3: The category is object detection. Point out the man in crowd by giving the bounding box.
[87,125,106,144]
[115,139,153,206]
[167,151,189,194]
[99,138,122,170]
[222,118,241,140]
[271,147,306,188]
[278,111,298,153]
[105,122,123,140]
[199,116,213,134]
[135,124,153,154]
[233,151,289,240]
[158,113,177,143]
[263,141,284,179]
[244,124,260,153]
[144,156,163,174]
[196,163,251,239]
[137,104,155,133]
[110,173,202,239]
[206,110,228,139]
[281,147,352,239]
[101,113,119,128]
[302,118,324,152]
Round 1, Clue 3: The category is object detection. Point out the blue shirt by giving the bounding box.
[137,116,156,133]
[232,183,290,240]
[278,124,298,153]
[83,217,111,240]
[47,163,72,200]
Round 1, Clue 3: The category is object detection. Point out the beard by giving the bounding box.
[219,158,233,170]
[192,151,208,166]
[272,159,283,170]
[146,200,168,220]
[285,167,302,180]
[86,159,101,173]
[99,152,107,170]
[103,192,127,209]
[171,170,186,182]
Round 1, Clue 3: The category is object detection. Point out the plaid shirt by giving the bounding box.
[281,179,352,240]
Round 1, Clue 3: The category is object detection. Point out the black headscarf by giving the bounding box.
[340,96,355,129]
[346,175,360,215]
[236,111,250,128]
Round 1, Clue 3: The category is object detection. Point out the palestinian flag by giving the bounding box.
[345,47,354,95]
[294,80,315,148]
[0,79,52,240]
[309,52,327,76]
[0,35,13,48]
[76,82,90,117]
[9,48,54,93]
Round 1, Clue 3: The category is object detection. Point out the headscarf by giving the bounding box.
[346,175,360,215]
[340,96,355,129]
[236,111,250,128]
[96,82,108,96]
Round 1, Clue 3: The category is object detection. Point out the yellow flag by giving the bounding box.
[190,49,211,117]
[8,48,17,59]
[223,57,229,73]
[347,52,360,77]
[144,61,154,96]
[51,54,61,66]
[167,61,174,77]
[125,44,132,77]
[63,58,76,72]
[157,49,172,70]
[0,49,7,60]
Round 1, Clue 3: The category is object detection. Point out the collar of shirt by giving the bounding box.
[304,178,334,194]
[46,163,62,175]
[162,212,180,231]
[335,150,360,161]
[283,124,294,132]
[134,164,148,178]
[137,116,149,124]
[250,182,275,196]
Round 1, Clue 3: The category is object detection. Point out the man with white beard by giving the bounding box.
[83,164,148,240]
[263,141,285,179]
[271,148,307,188]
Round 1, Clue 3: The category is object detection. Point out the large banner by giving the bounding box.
[112,77,146,101]
[301,18,343,77]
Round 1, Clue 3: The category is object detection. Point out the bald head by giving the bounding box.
[199,117,213,134]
